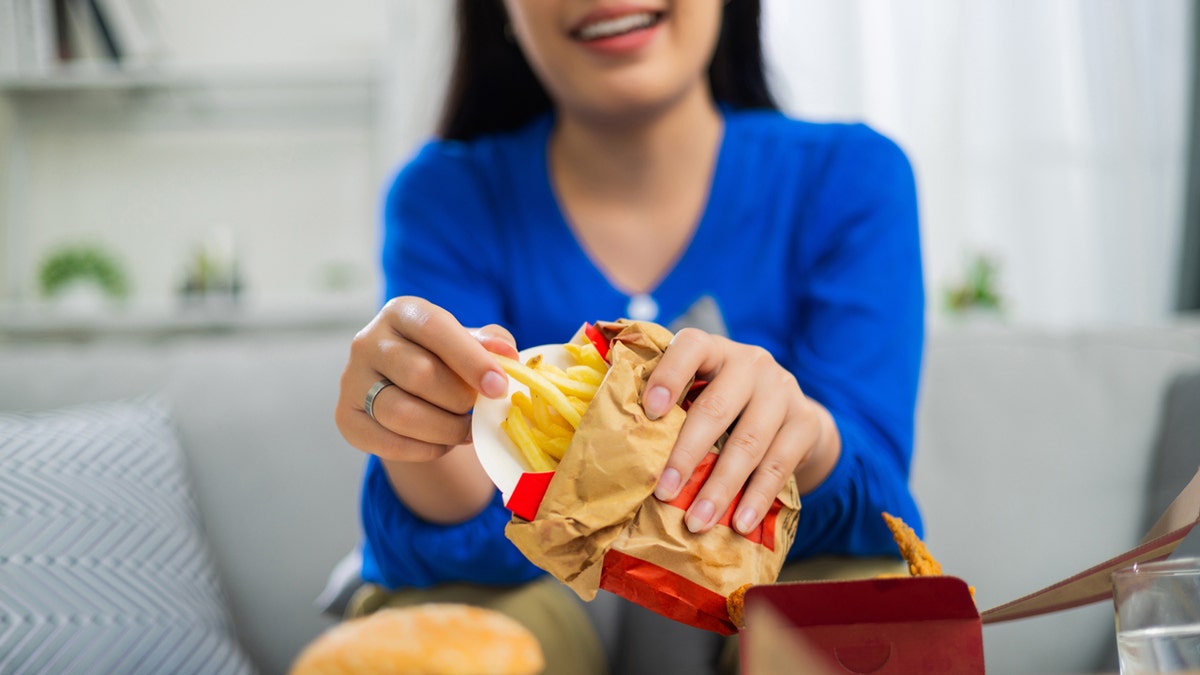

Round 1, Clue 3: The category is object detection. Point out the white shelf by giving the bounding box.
[0,60,380,94]
[0,299,377,343]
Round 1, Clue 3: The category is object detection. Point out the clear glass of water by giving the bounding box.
[1113,557,1200,674]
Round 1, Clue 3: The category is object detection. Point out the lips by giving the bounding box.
[571,8,665,43]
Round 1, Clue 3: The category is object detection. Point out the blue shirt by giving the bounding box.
[361,108,925,589]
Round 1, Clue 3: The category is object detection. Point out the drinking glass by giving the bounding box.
[1112,557,1200,674]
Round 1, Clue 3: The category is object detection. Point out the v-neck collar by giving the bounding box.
[528,111,736,317]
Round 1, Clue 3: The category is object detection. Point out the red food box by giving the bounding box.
[739,469,1200,674]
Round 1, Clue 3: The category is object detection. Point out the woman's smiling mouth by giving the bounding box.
[574,11,664,42]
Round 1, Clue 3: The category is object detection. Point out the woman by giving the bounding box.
[334,1,924,672]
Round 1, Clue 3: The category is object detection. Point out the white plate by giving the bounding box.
[471,343,575,501]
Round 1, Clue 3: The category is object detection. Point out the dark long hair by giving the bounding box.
[438,0,778,141]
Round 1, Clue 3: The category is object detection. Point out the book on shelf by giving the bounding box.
[53,0,71,62]
[66,0,166,66]
[93,0,164,65]
[0,3,15,74]
[0,0,58,75]
[60,0,112,64]
[85,0,122,61]
[0,0,166,76]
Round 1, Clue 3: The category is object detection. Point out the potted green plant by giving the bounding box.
[38,244,130,312]
[944,254,1004,318]
[178,243,242,309]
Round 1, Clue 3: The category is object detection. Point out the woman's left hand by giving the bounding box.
[642,328,841,535]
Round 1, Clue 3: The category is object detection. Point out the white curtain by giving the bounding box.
[379,2,453,179]
[763,0,1193,328]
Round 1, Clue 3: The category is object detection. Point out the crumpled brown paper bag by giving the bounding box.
[505,320,800,635]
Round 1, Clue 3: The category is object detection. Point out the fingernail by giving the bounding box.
[644,385,670,420]
[472,328,518,357]
[481,371,507,398]
[655,468,681,501]
[734,506,758,534]
[686,499,715,534]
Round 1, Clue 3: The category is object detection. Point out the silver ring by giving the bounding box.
[364,379,394,424]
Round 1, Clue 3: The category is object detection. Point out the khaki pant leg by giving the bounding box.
[345,577,607,675]
[717,556,909,675]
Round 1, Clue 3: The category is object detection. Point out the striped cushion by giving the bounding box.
[0,398,256,675]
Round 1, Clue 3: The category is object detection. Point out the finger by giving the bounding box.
[334,397,453,463]
[684,389,789,534]
[363,379,473,446]
[730,414,817,535]
[383,297,509,399]
[654,362,755,503]
[472,324,519,360]
[643,328,720,420]
[339,361,472,446]
[368,338,479,415]
[363,323,517,416]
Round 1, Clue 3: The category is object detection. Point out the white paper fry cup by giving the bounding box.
[471,343,575,503]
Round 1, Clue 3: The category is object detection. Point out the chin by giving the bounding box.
[572,71,703,124]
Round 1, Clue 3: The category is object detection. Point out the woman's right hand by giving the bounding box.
[335,296,517,463]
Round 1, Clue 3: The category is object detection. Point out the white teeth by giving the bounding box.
[578,12,657,41]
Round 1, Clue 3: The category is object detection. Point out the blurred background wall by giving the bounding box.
[764,0,1194,328]
[0,0,1195,329]
[0,0,391,321]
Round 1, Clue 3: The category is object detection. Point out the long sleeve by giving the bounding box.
[379,142,511,328]
[360,456,545,588]
[359,140,542,589]
[784,125,926,558]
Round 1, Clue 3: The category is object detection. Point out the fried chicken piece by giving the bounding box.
[726,583,753,630]
[882,512,943,577]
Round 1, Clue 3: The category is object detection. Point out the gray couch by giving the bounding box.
[0,324,366,675]
[913,322,1200,673]
[0,316,1197,674]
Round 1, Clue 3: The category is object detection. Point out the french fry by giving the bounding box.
[565,365,604,386]
[496,334,612,472]
[544,437,570,461]
[530,391,572,438]
[567,396,589,418]
[495,355,583,428]
[531,360,599,400]
[529,426,571,461]
[511,391,537,423]
[501,407,556,473]
[564,342,607,372]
